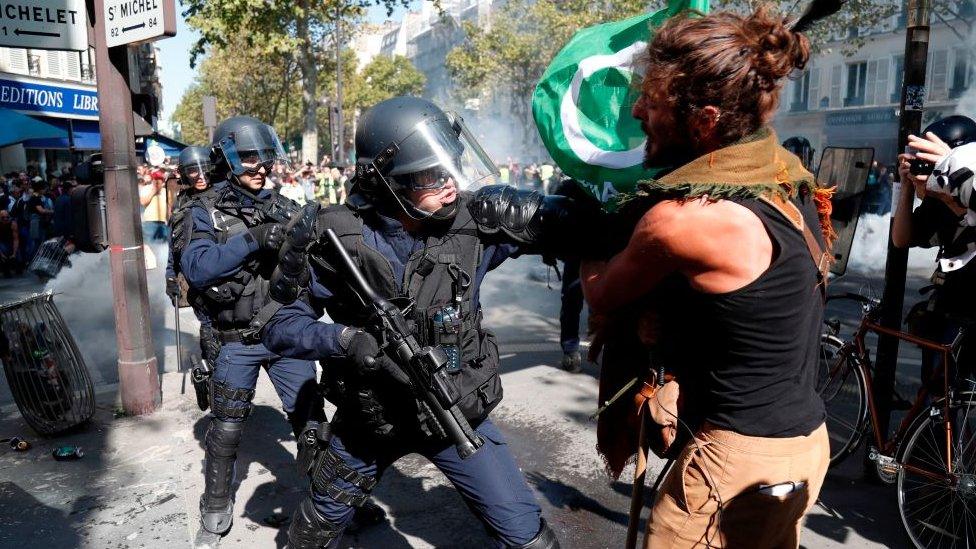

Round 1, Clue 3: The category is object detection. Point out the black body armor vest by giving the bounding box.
[311,193,503,435]
[189,183,275,331]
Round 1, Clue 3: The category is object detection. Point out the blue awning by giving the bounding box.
[136,134,188,158]
[22,118,101,150]
[0,108,67,148]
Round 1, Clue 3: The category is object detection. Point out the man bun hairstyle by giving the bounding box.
[642,5,810,146]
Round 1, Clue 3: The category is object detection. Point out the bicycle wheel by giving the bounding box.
[817,333,868,466]
[897,396,976,548]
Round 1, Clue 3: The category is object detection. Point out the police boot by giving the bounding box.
[287,497,343,549]
[200,418,243,535]
[511,518,560,549]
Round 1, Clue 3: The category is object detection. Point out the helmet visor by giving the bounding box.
[389,113,499,191]
[178,158,213,186]
[219,124,291,176]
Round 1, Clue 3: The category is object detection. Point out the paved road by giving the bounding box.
[0,251,938,548]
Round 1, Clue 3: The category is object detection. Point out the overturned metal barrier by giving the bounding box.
[0,292,95,435]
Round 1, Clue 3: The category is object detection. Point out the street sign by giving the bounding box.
[103,0,175,48]
[0,0,88,51]
[201,95,216,127]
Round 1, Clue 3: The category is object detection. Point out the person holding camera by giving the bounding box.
[893,115,976,387]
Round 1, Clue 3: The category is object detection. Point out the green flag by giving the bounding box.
[532,0,709,204]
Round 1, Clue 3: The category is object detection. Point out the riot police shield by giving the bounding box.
[817,147,875,276]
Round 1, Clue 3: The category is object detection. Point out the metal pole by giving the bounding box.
[67,118,77,169]
[335,3,345,167]
[90,0,161,415]
[874,0,930,440]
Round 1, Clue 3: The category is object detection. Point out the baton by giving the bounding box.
[174,300,183,372]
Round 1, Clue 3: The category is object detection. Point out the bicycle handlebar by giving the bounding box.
[826,292,881,307]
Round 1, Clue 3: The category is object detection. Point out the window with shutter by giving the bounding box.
[931,50,948,101]
[951,49,969,99]
[830,65,842,108]
[866,60,878,105]
[66,51,81,80]
[876,59,889,104]
[46,51,62,78]
[892,55,904,103]
[808,67,821,110]
[8,48,27,73]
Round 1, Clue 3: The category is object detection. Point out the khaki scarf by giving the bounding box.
[620,127,835,245]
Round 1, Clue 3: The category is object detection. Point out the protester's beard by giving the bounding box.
[643,123,697,169]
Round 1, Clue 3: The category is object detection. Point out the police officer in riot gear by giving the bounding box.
[262,96,596,548]
[166,145,219,363]
[179,116,327,536]
[167,145,214,304]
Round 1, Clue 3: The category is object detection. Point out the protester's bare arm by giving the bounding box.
[581,202,680,313]
[582,198,773,314]
[891,153,921,248]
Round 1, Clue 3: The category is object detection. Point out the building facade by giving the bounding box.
[0,42,163,174]
[773,13,973,170]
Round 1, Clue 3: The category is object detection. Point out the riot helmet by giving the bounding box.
[923,115,976,149]
[353,96,498,220]
[211,116,289,190]
[912,115,976,176]
[782,136,814,170]
[177,145,213,189]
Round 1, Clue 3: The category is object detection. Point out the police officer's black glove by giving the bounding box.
[249,223,286,251]
[340,328,411,386]
[165,276,181,305]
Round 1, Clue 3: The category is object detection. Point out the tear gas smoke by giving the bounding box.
[43,245,176,385]
[846,213,938,275]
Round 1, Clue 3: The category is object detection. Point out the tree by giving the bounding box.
[171,36,303,148]
[181,0,410,163]
[347,55,427,112]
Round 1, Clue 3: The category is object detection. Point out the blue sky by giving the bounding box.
[157,2,409,130]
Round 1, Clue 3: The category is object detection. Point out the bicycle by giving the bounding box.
[818,291,976,548]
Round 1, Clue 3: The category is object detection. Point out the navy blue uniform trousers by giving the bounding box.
[317,418,541,548]
[210,341,318,427]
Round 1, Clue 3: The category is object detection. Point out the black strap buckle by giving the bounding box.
[239,327,262,345]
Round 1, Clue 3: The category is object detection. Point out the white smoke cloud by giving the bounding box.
[44,245,173,385]
[956,27,976,117]
[847,213,939,275]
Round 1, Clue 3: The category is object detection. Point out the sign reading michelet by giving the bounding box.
[103,0,175,48]
[0,0,88,51]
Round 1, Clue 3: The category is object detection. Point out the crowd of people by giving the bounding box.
[0,168,78,277]
[137,159,356,245]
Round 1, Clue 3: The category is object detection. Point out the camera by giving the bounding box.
[906,146,935,176]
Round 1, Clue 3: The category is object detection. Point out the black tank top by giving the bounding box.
[657,194,826,438]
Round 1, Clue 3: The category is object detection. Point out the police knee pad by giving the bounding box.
[510,518,560,549]
[287,497,343,549]
[309,447,377,507]
[210,381,255,420]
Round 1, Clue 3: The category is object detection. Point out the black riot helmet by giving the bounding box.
[909,115,976,176]
[353,96,499,221]
[177,145,213,188]
[211,115,290,184]
[782,136,814,170]
[923,115,976,148]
